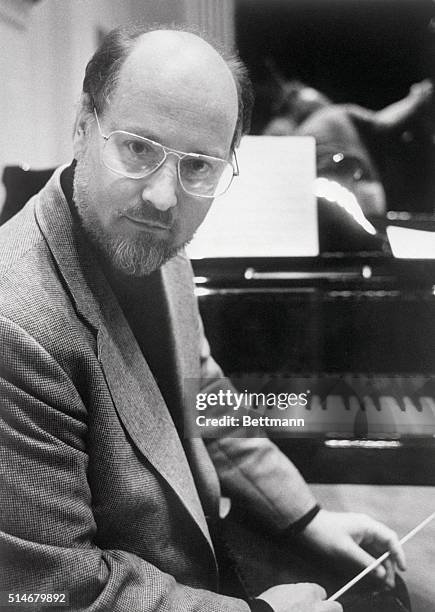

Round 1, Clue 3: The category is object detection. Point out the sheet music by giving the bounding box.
[187,136,318,259]
[387,226,435,259]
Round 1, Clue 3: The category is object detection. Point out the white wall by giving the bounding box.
[0,0,185,174]
[185,0,235,51]
[1,0,235,209]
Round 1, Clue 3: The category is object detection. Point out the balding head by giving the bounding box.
[81,24,253,150]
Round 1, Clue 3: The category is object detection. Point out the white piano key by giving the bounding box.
[420,396,435,418]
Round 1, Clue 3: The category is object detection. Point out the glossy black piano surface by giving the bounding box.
[193,252,435,375]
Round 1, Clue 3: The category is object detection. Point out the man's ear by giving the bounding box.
[73,96,93,157]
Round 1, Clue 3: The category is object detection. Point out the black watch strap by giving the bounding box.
[281,503,321,539]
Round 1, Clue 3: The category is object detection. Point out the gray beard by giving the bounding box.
[73,161,180,277]
[110,236,177,277]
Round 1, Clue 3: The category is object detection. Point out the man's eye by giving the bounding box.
[126,140,150,156]
[184,157,212,175]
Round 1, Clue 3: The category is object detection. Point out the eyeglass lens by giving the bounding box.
[103,131,234,197]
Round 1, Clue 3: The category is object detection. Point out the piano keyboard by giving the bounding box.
[284,392,435,437]
[235,373,435,438]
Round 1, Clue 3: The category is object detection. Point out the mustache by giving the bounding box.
[122,201,175,227]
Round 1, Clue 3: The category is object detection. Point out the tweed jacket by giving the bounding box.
[0,169,315,611]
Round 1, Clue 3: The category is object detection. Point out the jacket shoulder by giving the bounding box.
[0,195,96,361]
[0,199,44,275]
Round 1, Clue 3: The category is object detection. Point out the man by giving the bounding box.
[0,25,406,611]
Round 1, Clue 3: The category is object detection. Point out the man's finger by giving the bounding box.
[383,557,396,589]
[368,520,407,572]
[341,539,387,582]
[319,602,343,612]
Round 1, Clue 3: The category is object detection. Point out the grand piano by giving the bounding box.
[189,138,435,487]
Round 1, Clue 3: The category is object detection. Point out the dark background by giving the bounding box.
[235,0,434,134]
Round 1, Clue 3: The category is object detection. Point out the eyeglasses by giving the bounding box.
[93,109,238,198]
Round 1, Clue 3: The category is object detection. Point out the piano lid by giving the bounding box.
[186,135,397,262]
[187,136,435,288]
[186,135,319,259]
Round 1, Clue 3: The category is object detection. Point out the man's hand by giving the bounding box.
[300,510,407,588]
[257,583,342,611]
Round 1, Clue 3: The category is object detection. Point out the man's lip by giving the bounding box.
[123,213,172,231]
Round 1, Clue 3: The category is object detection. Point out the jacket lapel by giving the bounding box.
[160,256,222,520]
[34,169,215,554]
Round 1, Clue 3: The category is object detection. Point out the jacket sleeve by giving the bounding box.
[197,317,317,531]
[0,315,249,612]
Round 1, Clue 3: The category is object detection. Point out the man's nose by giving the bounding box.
[141,160,178,211]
